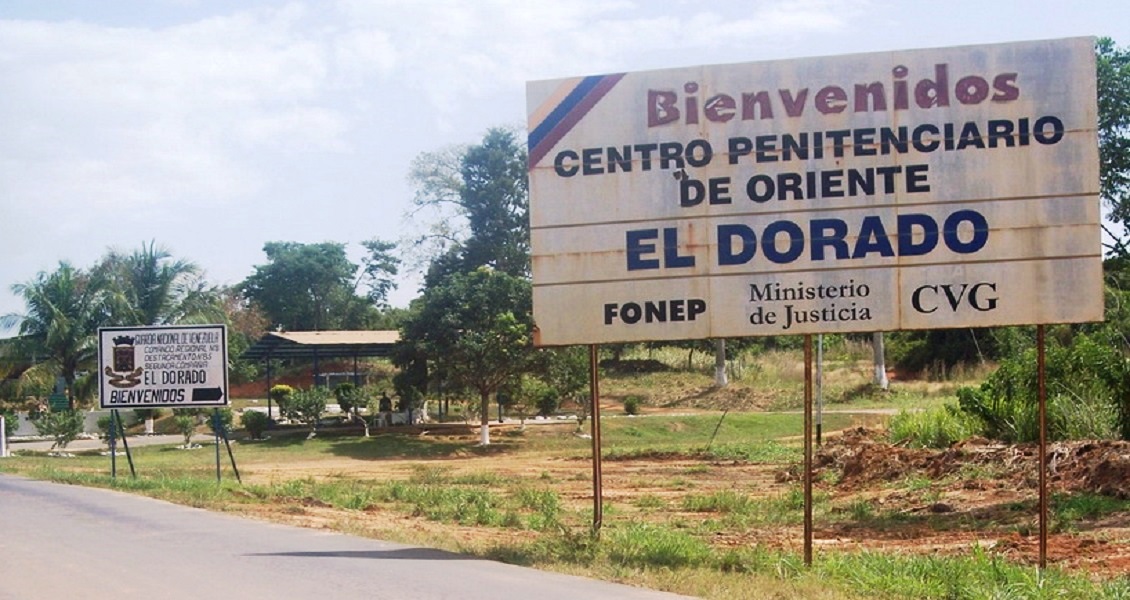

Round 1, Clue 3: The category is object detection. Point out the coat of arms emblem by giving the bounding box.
[105,335,143,388]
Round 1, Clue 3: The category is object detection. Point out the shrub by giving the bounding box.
[173,415,198,447]
[33,409,85,451]
[957,331,1127,443]
[96,414,114,438]
[208,408,234,436]
[889,404,982,448]
[285,387,329,437]
[536,389,560,417]
[333,382,360,416]
[269,384,295,415]
[623,395,642,416]
[241,410,270,440]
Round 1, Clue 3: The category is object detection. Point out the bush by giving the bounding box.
[957,331,1128,443]
[889,404,982,448]
[333,382,360,416]
[536,389,560,417]
[173,415,198,447]
[33,409,85,451]
[623,395,642,416]
[269,384,295,415]
[208,408,234,436]
[285,387,329,437]
[241,410,270,440]
[96,414,114,438]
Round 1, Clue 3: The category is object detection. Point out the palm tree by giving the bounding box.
[1,262,113,409]
[98,241,223,326]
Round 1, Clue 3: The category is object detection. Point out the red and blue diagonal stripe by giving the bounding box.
[528,72,625,169]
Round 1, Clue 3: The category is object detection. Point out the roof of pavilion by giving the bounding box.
[239,330,399,361]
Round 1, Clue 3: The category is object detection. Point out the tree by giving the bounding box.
[219,287,269,384]
[399,268,534,445]
[240,241,368,331]
[97,241,223,326]
[284,387,328,439]
[406,128,530,281]
[459,129,530,277]
[537,346,590,428]
[1097,37,1130,250]
[1,262,112,409]
[357,239,401,309]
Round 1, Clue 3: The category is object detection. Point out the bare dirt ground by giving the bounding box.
[225,423,1130,579]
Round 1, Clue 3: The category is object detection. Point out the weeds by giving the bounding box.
[888,404,982,448]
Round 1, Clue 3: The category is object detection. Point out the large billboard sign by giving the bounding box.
[527,38,1102,346]
[98,325,229,409]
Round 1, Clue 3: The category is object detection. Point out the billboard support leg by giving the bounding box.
[224,422,241,484]
[214,409,222,483]
[589,344,603,537]
[116,410,135,478]
[109,409,117,479]
[1038,325,1048,573]
[804,334,814,567]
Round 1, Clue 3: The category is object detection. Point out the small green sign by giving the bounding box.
[48,393,68,412]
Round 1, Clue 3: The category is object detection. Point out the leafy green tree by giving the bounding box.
[241,241,369,331]
[357,239,401,309]
[399,268,534,445]
[1,262,112,409]
[284,387,329,439]
[459,128,529,277]
[408,127,530,283]
[537,346,590,427]
[1097,37,1130,248]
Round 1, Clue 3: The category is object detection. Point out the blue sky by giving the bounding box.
[2,0,1129,332]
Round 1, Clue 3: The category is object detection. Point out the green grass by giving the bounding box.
[1052,492,1130,532]
[4,378,1127,600]
[490,528,1129,600]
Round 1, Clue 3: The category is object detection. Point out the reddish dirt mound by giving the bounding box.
[813,429,1130,499]
[1051,441,1130,498]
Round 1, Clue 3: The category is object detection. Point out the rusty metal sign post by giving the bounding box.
[1038,325,1048,572]
[803,335,814,566]
[590,344,604,536]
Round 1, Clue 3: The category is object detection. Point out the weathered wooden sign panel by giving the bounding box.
[528,38,1101,345]
[98,325,229,409]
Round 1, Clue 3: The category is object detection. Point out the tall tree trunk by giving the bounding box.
[713,339,728,388]
[872,332,890,390]
[479,391,491,445]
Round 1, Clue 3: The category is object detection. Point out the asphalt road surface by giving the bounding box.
[0,474,691,600]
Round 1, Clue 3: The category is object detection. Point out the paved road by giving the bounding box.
[0,474,691,600]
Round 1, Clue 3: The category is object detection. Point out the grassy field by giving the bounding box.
[4,409,1129,599]
[3,346,1127,599]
